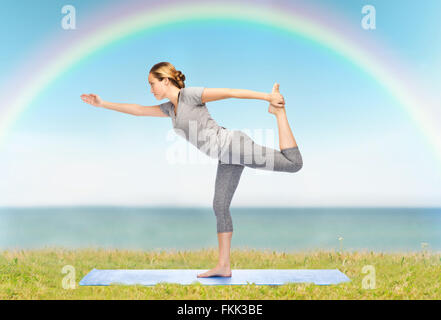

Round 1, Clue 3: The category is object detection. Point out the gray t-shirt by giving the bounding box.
[159,86,233,159]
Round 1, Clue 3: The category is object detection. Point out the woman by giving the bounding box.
[80,61,303,278]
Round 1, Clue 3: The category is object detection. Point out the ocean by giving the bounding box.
[1,207,440,252]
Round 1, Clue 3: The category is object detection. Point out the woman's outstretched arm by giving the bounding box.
[202,88,269,103]
[80,93,167,117]
[202,84,285,107]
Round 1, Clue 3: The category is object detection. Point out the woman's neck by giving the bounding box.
[171,89,181,108]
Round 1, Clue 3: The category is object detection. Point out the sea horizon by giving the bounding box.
[1,206,440,253]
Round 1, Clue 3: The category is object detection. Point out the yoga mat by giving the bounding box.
[79,269,350,286]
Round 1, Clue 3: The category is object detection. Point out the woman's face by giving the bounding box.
[148,73,165,100]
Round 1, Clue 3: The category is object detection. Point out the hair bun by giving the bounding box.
[175,70,185,82]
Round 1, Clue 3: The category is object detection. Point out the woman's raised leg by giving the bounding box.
[219,82,302,172]
[268,83,298,150]
[220,129,303,173]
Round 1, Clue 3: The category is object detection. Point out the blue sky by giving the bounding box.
[0,0,440,207]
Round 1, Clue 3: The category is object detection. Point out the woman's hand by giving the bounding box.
[268,83,285,108]
[80,93,104,107]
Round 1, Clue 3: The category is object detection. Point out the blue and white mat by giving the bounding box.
[79,268,350,286]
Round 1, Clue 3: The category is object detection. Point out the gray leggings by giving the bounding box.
[213,130,303,233]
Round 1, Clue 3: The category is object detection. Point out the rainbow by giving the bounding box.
[1,0,440,167]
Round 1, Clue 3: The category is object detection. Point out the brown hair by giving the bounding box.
[149,62,186,89]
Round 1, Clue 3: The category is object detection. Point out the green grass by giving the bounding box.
[1,247,440,299]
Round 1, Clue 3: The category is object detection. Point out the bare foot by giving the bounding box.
[268,83,285,116]
[268,103,285,116]
[197,264,232,278]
